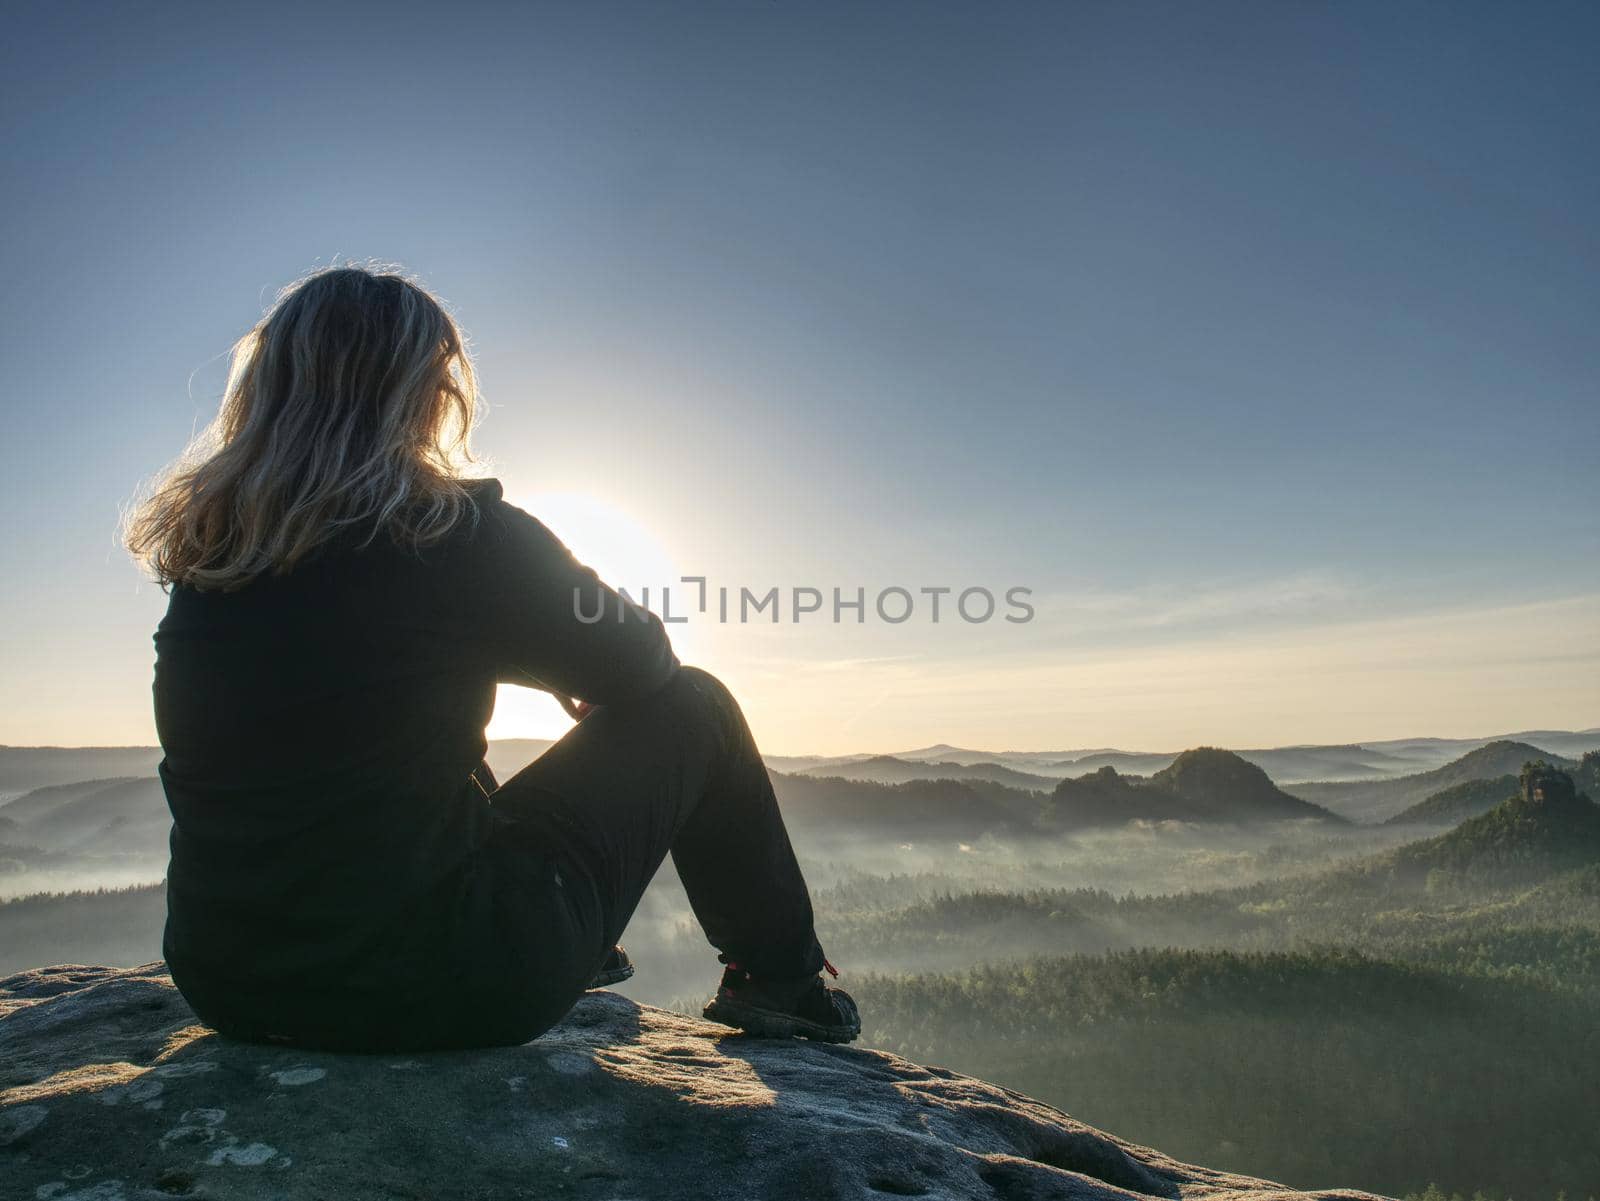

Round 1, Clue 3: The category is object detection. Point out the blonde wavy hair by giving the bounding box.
[124,264,484,591]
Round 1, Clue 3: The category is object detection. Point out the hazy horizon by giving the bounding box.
[5,722,1597,762]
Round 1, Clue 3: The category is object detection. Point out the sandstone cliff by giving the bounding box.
[1,964,1387,1201]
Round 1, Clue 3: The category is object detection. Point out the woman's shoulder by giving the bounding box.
[452,479,577,568]
[449,475,536,560]
[461,476,503,503]
[458,476,511,537]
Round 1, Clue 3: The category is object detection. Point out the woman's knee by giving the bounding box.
[674,664,728,699]
[635,665,751,752]
[600,665,746,748]
[673,665,748,723]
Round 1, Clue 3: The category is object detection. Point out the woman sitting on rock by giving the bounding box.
[124,264,859,1052]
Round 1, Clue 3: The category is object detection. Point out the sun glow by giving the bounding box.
[508,491,682,593]
[485,491,701,741]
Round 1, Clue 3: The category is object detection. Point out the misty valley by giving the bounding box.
[3,732,1598,1201]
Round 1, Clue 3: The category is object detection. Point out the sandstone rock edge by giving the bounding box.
[1,963,1389,1201]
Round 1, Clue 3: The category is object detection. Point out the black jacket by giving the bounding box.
[152,478,678,995]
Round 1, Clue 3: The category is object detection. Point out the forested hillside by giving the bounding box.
[854,949,1600,1199]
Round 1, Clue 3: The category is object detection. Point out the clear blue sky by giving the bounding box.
[2,1,1596,750]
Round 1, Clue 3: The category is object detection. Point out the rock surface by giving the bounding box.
[1,963,1386,1201]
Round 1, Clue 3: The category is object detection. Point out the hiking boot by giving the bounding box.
[587,944,635,989]
[701,959,861,1044]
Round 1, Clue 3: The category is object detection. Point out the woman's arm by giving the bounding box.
[470,497,680,707]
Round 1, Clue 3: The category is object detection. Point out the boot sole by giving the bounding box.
[587,964,635,989]
[701,996,860,1044]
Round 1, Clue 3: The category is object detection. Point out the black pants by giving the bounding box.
[478,665,826,1028]
[194,666,825,1052]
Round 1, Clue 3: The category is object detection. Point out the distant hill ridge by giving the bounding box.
[5,737,1596,840]
[0,748,163,793]
[795,755,1058,792]
[1046,748,1346,829]
[771,772,1036,842]
[0,777,145,825]
[8,729,1597,785]
[1288,740,1578,824]
[881,731,1600,784]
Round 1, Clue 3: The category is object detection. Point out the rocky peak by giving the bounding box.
[1519,761,1579,809]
